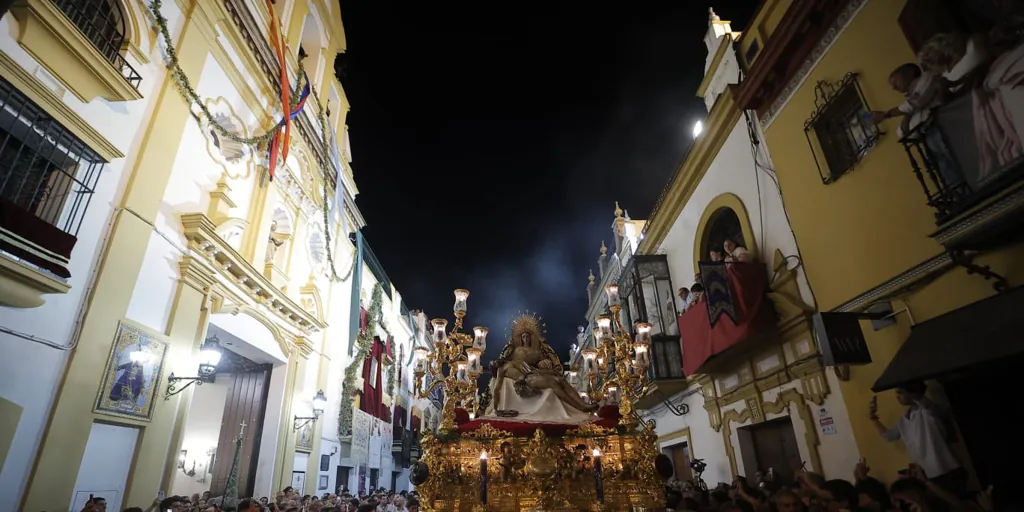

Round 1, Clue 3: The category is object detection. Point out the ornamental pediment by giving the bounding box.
[181,212,326,334]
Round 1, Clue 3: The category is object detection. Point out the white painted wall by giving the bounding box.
[71,423,140,512]
[0,0,188,507]
[650,385,732,486]
[171,376,231,496]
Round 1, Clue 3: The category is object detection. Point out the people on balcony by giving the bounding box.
[677,286,691,313]
[916,30,1024,185]
[723,238,752,263]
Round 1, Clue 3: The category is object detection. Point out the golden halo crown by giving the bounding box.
[507,310,547,340]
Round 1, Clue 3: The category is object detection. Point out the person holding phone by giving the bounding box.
[869,382,966,496]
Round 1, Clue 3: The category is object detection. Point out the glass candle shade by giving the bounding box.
[472,326,488,351]
[467,349,483,376]
[634,344,650,368]
[596,316,612,337]
[635,322,653,345]
[604,284,621,307]
[582,348,598,375]
[432,318,448,344]
[605,385,619,403]
[457,360,469,382]
[453,289,470,314]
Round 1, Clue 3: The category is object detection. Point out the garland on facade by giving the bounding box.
[338,283,384,437]
[150,0,352,282]
[148,0,305,147]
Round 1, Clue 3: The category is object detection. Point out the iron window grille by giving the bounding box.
[0,76,106,236]
[52,0,143,90]
[804,73,880,184]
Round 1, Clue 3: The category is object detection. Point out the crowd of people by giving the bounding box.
[80,486,421,512]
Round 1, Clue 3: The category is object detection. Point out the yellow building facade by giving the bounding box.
[0,0,423,509]
[736,0,1024,485]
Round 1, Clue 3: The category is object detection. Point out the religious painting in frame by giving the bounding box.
[296,421,315,452]
[94,320,169,421]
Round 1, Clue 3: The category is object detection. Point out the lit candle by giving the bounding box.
[593,448,604,503]
[480,451,488,505]
[454,289,470,314]
[582,349,598,375]
[596,316,612,337]
[473,326,488,350]
[432,319,448,344]
[635,322,652,345]
[604,284,621,307]
[634,344,650,368]
[457,361,468,382]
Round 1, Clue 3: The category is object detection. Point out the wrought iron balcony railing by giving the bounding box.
[0,76,106,278]
[51,0,142,90]
[901,88,1024,226]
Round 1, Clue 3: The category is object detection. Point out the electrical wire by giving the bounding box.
[736,66,821,311]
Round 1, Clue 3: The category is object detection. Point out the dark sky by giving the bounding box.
[337,1,759,363]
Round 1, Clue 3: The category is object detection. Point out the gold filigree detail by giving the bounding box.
[464,423,514,440]
[566,423,614,437]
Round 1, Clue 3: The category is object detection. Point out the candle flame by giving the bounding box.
[592,448,601,457]
[480,451,488,460]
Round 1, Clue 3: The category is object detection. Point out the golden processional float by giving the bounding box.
[409,287,674,512]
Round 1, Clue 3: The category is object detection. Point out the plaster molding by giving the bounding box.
[0,253,70,308]
[178,255,219,293]
[760,0,868,128]
[9,0,144,103]
[697,33,735,98]
[181,212,327,334]
[720,387,823,476]
[0,51,124,161]
[831,252,955,313]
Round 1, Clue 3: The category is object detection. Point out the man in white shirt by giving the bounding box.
[870,381,966,496]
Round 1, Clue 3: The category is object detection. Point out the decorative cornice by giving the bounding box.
[0,50,124,161]
[178,255,219,292]
[831,252,955,313]
[181,213,327,333]
[697,33,735,98]
[932,185,1024,247]
[758,0,868,128]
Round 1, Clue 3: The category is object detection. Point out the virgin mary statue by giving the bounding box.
[486,314,597,422]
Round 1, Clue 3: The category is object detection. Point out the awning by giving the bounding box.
[872,286,1024,392]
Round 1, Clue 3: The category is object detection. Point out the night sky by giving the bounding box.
[337,1,759,362]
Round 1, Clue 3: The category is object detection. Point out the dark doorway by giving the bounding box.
[336,466,350,493]
[209,350,273,498]
[663,442,693,482]
[703,207,746,258]
[391,471,399,492]
[370,468,379,490]
[941,352,1024,486]
[737,417,802,485]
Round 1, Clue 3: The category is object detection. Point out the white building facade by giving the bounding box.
[0,0,425,509]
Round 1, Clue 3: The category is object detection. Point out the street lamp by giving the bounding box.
[294,389,328,430]
[165,336,224,399]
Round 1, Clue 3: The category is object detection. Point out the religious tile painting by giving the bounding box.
[94,320,169,421]
[296,421,314,452]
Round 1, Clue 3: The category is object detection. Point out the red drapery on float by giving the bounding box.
[678,262,775,375]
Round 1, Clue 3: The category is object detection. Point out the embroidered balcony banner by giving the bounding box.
[698,261,737,327]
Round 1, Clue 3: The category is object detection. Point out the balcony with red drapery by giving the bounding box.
[678,261,776,375]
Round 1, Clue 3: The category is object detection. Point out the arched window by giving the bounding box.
[298,13,326,86]
[702,207,746,258]
[52,0,140,87]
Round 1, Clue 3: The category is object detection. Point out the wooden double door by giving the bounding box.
[208,365,273,498]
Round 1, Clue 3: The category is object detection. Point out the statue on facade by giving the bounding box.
[265,221,285,264]
[487,314,597,421]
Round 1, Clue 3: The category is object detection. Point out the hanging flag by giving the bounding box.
[264,0,290,181]
[328,127,348,235]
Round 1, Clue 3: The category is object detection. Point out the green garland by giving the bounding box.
[150,0,356,283]
[148,0,304,146]
[338,283,384,437]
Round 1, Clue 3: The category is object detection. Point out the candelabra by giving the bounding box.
[579,284,650,430]
[413,289,488,436]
